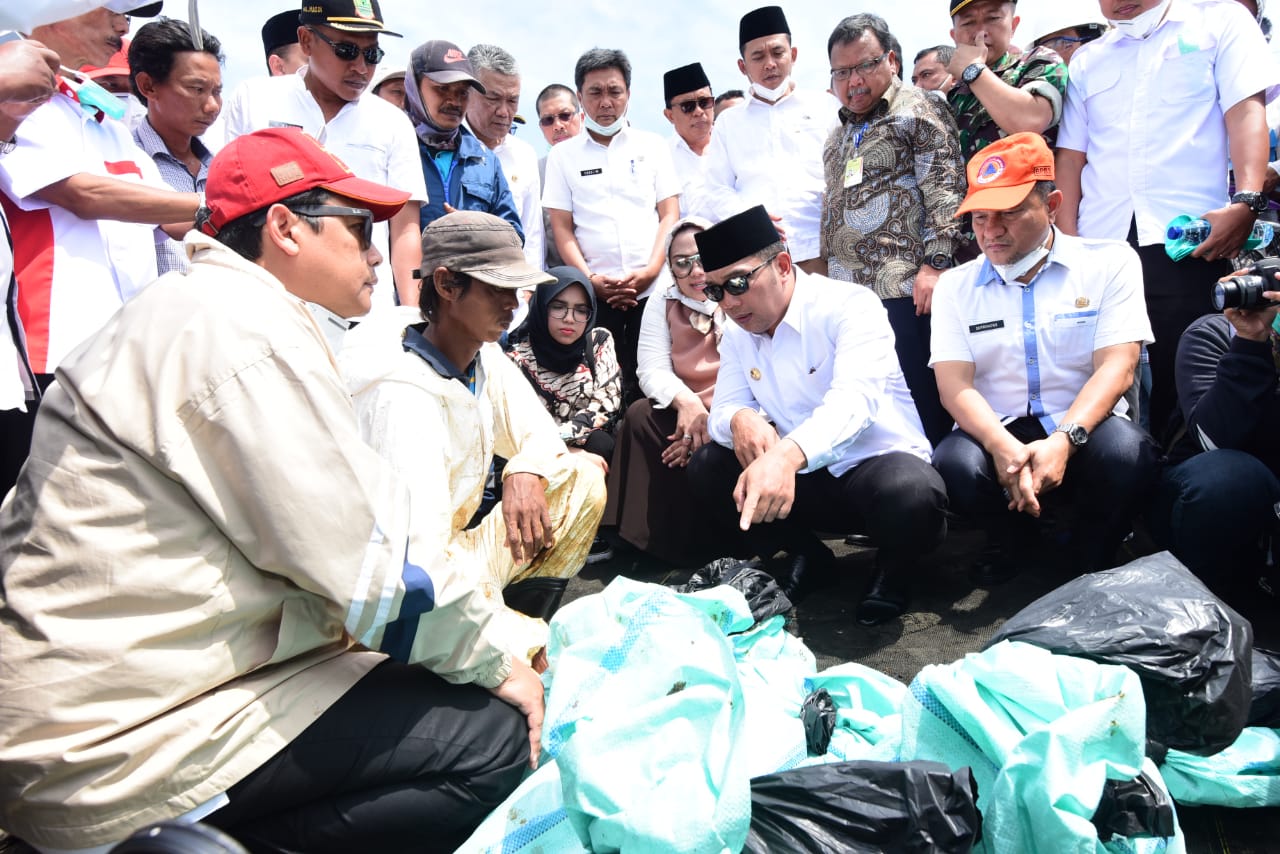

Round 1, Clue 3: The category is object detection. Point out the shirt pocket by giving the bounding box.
[964,313,1019,368]
[461,170,497,207]
[1049,309,1099,368]
[1158,49,1215,104]
[1081,63,1125,117]
[612,154,658,208]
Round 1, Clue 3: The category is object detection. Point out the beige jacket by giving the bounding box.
[0,235,513,848]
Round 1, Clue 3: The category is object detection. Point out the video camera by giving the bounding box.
[1213,257,1280,311]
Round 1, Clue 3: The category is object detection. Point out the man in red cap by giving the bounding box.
[0,127,541,853]
[930,132,1158,584]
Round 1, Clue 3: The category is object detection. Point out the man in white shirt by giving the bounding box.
[260,9,304,76]
[662,62,714,217]
[687,205,948,627]
[535,83,581,268]
[1055,0,1280,434]
[467,43,544,270]
[932,133,1159,584]
[543,47,680,401]
[222,0,426,311]
[698,5,837,272]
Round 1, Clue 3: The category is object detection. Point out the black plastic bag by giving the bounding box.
[987,551,1253,757]
[1092,771,1176,842]
[743,760,981,853]
[1249,647,1280,727]
[674,556,793,624]
[800,688,837,756]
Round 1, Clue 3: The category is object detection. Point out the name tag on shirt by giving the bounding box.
[580,168,603,176]
[268,120,303,129]
[969,319,1005,333]
[843,157,863,188]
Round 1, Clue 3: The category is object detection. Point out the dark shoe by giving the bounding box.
[586,536,614,565]
[855,567,910,626]
[502,576,570,621]
[969,548,1020,586]
[775,548,838,604]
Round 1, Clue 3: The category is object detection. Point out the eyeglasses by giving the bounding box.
[831,53,888,82]
[290,205,374,250]
[704,257,772,303]
[306,27,384,66]
[670,253,703,277]
[1035,35,1089,52]
[539,110,576,127]
[675,96,715,114]
[547,300,591,322]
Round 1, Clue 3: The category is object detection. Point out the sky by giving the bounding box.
[123,0,1004,147]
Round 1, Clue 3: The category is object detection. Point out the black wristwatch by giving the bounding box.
[927,253,954,270]
[961,63,986,85]
[0,138,14,156]
[1231,191,1268,214]
[1054,422,1089,448]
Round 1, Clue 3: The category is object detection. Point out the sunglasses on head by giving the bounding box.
[675,96,715,114]
[289,204,374,250]
[704,256,772,302]
[538,110,576,126]
[307,26,384,66]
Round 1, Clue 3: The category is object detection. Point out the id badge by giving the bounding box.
[843,156,863,188]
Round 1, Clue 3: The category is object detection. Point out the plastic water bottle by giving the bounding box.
[1165,214,1275,261]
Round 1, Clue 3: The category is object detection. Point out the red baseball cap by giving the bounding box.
[199,127,409,236]
[955,131,1056,217]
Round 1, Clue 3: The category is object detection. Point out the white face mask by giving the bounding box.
[992,231,1052,284]
[750,76,793,103]
[583,109,626,137]
[1109,0,1172,39]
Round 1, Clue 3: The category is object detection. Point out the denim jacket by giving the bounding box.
[418,126,524,243]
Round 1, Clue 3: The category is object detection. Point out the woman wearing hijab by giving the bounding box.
[602,217,724,564]
[506,266,623,471]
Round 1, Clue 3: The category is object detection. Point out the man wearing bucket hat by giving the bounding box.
[930,132,1159,585]
[0,127,541,852]
[686,204,948,627]
[341,211,606,676]
[223,0,427,311]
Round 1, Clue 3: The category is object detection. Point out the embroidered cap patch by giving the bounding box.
[975,155,1005,185]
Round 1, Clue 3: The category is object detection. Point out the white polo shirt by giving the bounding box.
[1058,0,1280,245]
[930,229,1153,428]
[697,88,838,263]
[0,89,166,375]
[490,132,545,270]
[709,270,931,476]
[542,122,680,301]
[222,69,429,313]
[668,132,708,217]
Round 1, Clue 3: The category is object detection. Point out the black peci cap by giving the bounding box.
[695,205,781,272]
[261,10,300,56]
[739,6,790,47]
[663,62,712,105]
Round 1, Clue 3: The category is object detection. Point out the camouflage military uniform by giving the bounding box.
[947,45,1068,163]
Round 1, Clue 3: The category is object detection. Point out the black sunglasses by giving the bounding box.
[289,205,374,250]
[306,26,384,66]
[538,110,576,127]
[675,96,715,114]
[704,257,772,302]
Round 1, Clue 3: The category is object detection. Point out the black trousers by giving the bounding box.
[595,296,646,405]
[205,661,528,854]
[0,372,52,497]
[884,297,953,448]
[687,443,948,569]
[932,415,1160,570]
[1128,221,1231,437]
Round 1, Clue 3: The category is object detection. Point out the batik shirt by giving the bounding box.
[505,327,623,445]
[821,78,966,301]
[947,45,1068,162]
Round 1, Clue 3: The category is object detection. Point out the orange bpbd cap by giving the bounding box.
[199,127,409,236]
[955,132,1056,217]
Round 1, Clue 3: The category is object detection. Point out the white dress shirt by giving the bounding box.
[636,283,718,407]
[1058,0,1280,245]
[930,229,1153,428]
[709,270,931,476]
[696,88,839,263]
[668,132,708,217]
[222,69,429,313]
[542,123,680,300]
[490,132,545,270]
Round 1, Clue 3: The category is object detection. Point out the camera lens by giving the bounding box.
[1214,275,1271,311]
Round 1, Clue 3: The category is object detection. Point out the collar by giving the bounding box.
[838,76,900,127]
[975,226,1074,287]
[134,117,212,165]
[402,322,474,383]
[771,267,810,337]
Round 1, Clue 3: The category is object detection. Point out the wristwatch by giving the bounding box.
[1230,191,1268,214]
[961,63,986,85]
[0,138,15,156]
[927,253,954,270]
[1054,422,1089,448]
